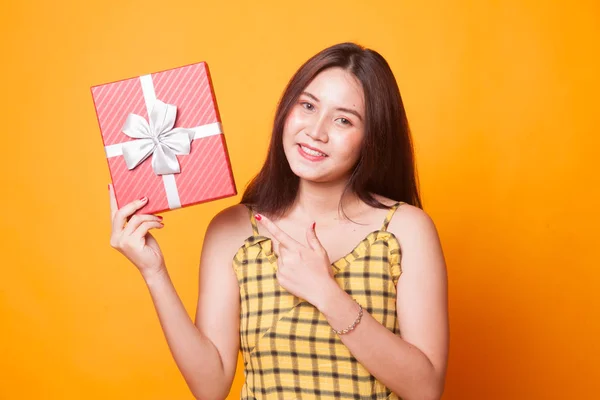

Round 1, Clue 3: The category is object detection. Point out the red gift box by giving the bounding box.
[91,62,236,214]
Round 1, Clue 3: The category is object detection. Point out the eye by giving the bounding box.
[336,117,353,126]
[300,102,314,111]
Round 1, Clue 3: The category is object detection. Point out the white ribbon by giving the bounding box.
[120,100,194,175]
[104,74,222,209]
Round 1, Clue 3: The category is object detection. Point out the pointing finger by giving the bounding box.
[305,222,325,252]
[255,214,302,250]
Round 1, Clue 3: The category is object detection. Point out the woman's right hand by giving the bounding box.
[108,184,166,279]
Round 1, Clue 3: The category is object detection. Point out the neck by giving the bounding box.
[291,178,363,223]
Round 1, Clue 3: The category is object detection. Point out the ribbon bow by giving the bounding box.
[120,99,195,175]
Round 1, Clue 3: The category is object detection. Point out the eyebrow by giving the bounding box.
[301,91,363,122]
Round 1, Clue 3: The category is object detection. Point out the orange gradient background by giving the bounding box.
[1,1,598,399]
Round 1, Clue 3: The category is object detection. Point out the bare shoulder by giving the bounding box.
[391,203,440,248]
[203,203,254,257]
[373,195,440,247]
[209,203,253,232]
[392,203,437,235]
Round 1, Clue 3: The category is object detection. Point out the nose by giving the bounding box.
[305,117,329,143]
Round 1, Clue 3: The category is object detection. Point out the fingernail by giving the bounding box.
[108,184,110,190]
[139,196,147,202]
[255,214,262,221]
[157,215,163,220]
[312,222,316,230]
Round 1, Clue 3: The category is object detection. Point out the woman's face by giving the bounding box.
[282,67,365,184]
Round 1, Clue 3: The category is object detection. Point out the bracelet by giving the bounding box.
[332,299,363,335]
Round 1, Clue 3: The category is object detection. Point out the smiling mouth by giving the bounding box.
[298,144,328,157]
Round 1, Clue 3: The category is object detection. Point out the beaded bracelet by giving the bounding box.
[332,299,363,335]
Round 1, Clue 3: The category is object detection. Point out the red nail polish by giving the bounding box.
[157,215,163,220]
[139,196,147,202]
[108,184,110,190]
[255,214,262,221]
[312,222,316,230]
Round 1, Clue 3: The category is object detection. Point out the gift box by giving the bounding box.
[91,62,236,215]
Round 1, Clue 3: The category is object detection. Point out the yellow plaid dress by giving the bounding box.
[232,202,404,399]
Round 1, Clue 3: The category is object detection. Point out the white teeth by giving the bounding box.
[300,145,326,157]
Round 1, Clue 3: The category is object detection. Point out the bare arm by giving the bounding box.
[143,205,247,400]
[143,267,232,400]
[317,205,449,400]
[109,185,246,400]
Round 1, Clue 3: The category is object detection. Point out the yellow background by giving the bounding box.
[1,0,598,398]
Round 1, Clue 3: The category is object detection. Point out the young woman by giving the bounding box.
[108,42,449,400]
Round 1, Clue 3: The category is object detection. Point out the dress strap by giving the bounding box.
[246,205,260,236]
[381,202,403,232]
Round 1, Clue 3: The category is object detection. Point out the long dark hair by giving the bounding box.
[241,42,422,218]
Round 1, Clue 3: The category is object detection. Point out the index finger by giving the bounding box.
[255,214,302,250]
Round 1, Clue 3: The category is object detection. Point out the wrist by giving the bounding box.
[316,284,363,335]
[315,281,352,316]
[142,266,169,286]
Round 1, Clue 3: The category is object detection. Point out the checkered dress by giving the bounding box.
[232,202,404,399]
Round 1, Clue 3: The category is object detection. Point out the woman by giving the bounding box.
[109,42,449,400]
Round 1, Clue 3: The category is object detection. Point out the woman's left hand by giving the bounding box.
[255,213,339,309]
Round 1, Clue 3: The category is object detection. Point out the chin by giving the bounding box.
[288,164,327,182]
[288,160,351,184]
